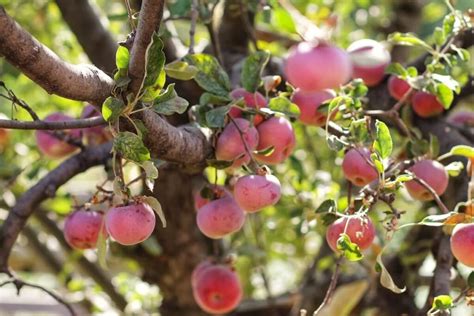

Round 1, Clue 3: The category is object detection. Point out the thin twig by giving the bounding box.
[0,117,105,130]
[312,256,344,315]
[412,176,450,213]
[0,277,76,315]
[188,0,198,54]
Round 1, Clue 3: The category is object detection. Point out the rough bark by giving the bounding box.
[131,165,209,316]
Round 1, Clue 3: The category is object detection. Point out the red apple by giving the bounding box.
[215,118,259,169]
[35,113,81,159]
[411,92,444,118]
[233,174,281,212]
[326,215,375,252]
[342,148,378,186]
[404,160,449,201]
[285,42,352,91]
[254,116,296,165]
[192,264,242,314]
[450,223,474,267]
[291,89,336,126]
[388,75,412,101]
[64,209,108,250]
[347,39,391,87]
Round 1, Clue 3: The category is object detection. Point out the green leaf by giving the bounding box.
[184,54,231,96]
[327,135,345,151]
[388,32,433,51]
[101,97,125,122]
[435,83,454,109]
[468,271,474,288]
[429,134,440,158]
[169,0,191,16]
[165,60,198,80]
[443,14,455,35]
[153,84,189,115]
[420,212,457,226]
[376,252,406,293]
[445,161,464,177]
[371,153,384,174]
[114,132,150,163]
[253,145,275,157]
[433,27,445,46]
[143,196,166,228]
[449,145,474,158]
[96,224,107,268]
[206,158,234,169]
[395,174,414,183]
[142,160,159,179]
[199,92,231,106]
[143,33,166,90]
[205,105,232,128]
[432,74,461,93]
[268,96,300,117]
[385,63,407,77]
[337,234,363,262]
[373,120,393,159]
[432,295,453,310]
[241,51,270,92]
[316,199,337,214]
[115,46,130,71]
[349,119,369,143]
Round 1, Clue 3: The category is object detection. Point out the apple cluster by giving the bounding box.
[63,202,156,250]
[286,39,392,126]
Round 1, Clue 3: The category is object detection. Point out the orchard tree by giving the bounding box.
[0,0,473,315]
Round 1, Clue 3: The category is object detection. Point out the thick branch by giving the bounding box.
[128,0,165,95]
[54,0,117,73]
[0,117,105,130]
[0,142,112,269]
[0,6,114,105]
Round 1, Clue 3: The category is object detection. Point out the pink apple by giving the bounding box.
[347,39,391,87]
[35,113,81,159]
[196,197,245,239]
[404,159,449,201]
[105,203,156,245]
[254,116,296,165]
[193,186,232,211]
[192,264,242,314]
[450,223,474,267]
[326,215,375,252]
[233,174,281,212]
[447,111,474,127]
[292,89,336,126]
[215,118,259,168]
[342,148,378,186]
[64,209,108,250]
[285,42,352,91]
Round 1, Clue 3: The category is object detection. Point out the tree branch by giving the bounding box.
[0,116,105,130]
[54,0,118,73]
[0,6,114,105]
[0,142,112,270]
[128,0,165,96]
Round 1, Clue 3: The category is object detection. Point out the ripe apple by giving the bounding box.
[404,160,449,201]
[450,223,474,267]
[229,88,267,125]
[326,215,375,252]
[347,39,391,87]
[411,92,444,118]
[64,209,107,250]
[342,147,378,186]
[291,89,336,126]
[285,42,352,91]
[233,174,281,212]
[35,113,81,159]
[388,75,412,101]
[254,116,296,165]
